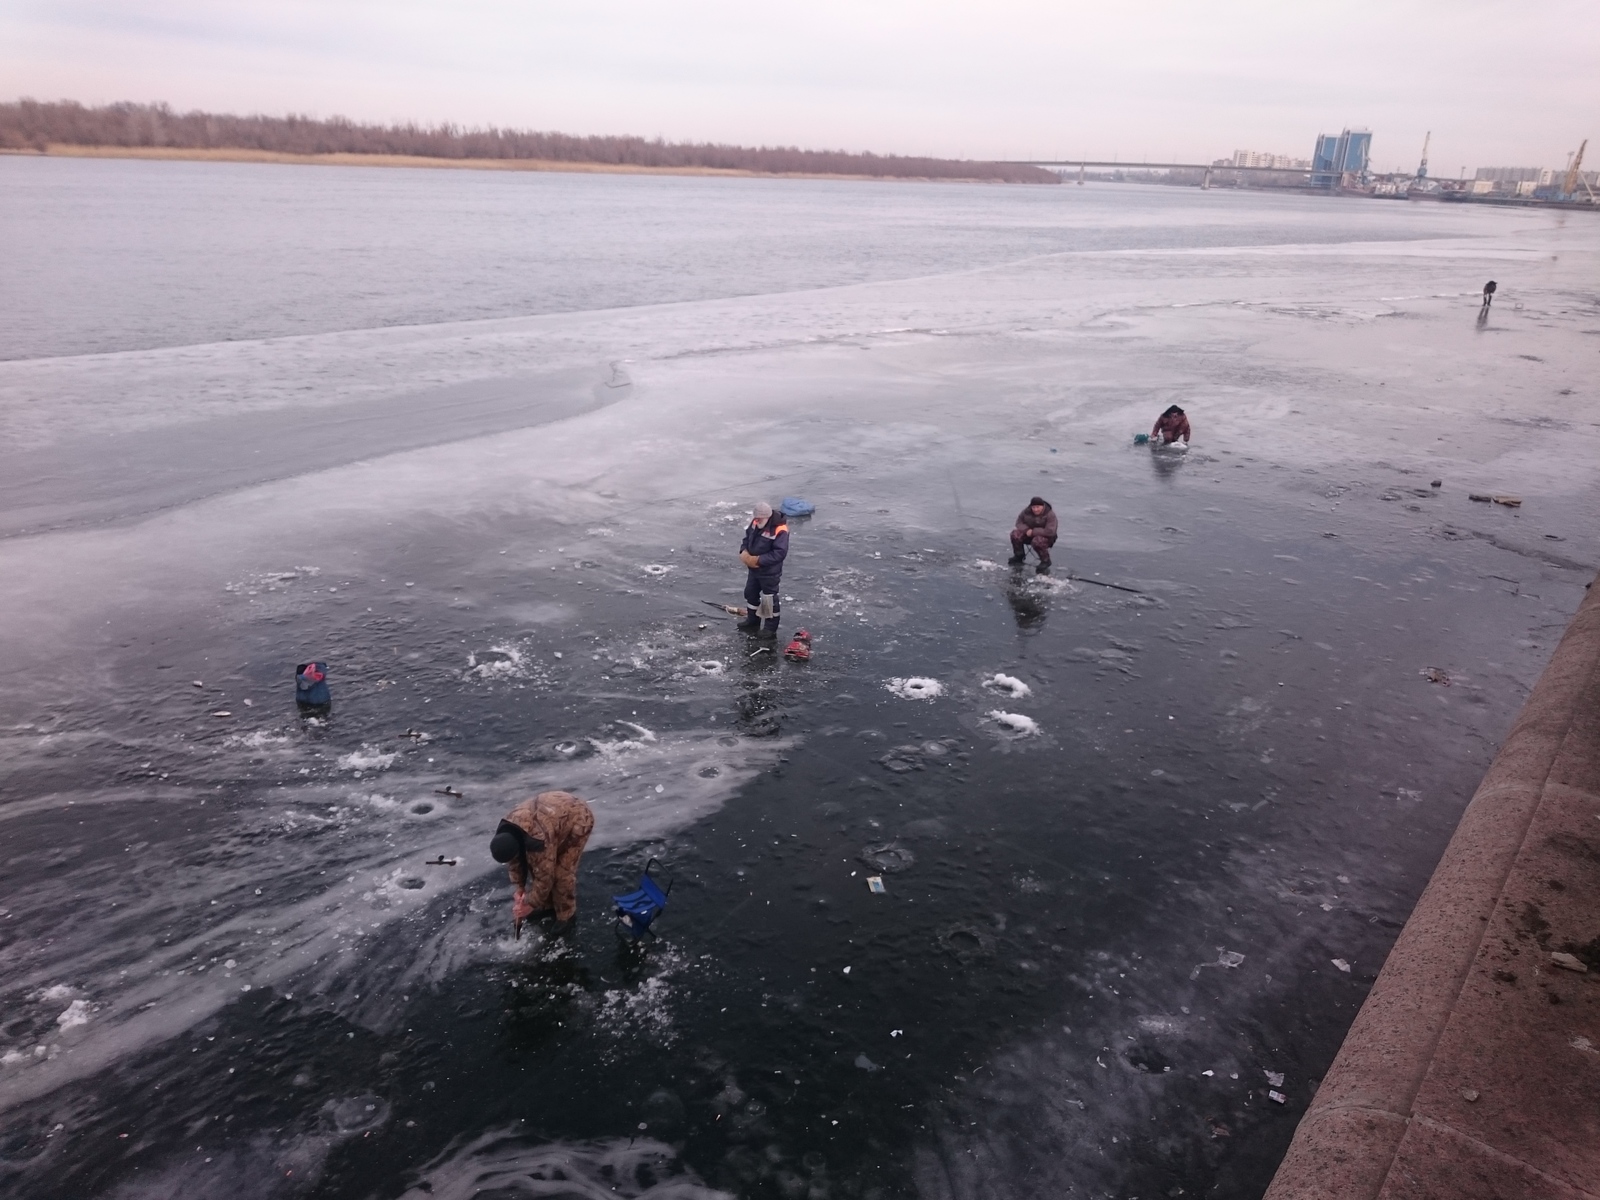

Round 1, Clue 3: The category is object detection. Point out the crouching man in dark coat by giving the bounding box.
[1009,497,1059,575]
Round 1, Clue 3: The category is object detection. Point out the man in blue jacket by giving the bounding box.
[738,501,789,637]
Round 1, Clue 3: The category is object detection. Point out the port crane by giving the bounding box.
[1416,131,1430,179]
[1560,139,1594,202]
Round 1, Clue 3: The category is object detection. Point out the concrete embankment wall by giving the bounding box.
[1266,576,1600,1200]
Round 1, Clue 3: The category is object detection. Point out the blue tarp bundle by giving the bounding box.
[780,497,815,517]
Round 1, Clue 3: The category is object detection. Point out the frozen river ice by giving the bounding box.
[1,156,1598,1199]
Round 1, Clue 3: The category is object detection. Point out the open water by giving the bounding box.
[2,156,1598,1200]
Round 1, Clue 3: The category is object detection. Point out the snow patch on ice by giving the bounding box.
[224,729,291,750]
[337,746,398,772]
[466,645,524,680]
[35,984,75,1002]
[56,999,92,1029]
[983,673,1032,699]
[987,710,1040,737]
[396,1128,732,1200]
[886,677,943,700]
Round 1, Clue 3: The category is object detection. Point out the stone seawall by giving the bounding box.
[1264,576,1600,1199]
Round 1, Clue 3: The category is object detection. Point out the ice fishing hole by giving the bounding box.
[411,803,434,815]
[398,878,426,891]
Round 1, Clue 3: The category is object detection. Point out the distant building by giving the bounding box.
[1311,129,1372,187]
[1475,167,1541,183]
[1231,149,1311,170]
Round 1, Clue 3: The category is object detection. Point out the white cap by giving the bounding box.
[753,501,773,521]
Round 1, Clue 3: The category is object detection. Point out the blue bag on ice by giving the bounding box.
[294,661,331,707]
[779,497,815,517]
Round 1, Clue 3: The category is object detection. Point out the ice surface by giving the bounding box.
[2,167,1598,1200]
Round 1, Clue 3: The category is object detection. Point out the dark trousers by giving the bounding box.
[744,573,781,622]
[1010,529,1057,564]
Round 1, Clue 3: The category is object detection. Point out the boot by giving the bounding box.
[1007,549,1027,565]
[737,609,761,630]
[1035,558,1052,576]
[760,616,781,639]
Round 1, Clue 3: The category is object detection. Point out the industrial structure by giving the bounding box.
[1019,127,1596,208]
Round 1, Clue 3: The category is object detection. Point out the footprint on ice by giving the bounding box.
[886,677,942,700]
[983,673,1032,699]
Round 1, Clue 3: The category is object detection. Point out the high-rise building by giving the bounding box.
[1232,150,1311,170]
[1311,129,1372,187]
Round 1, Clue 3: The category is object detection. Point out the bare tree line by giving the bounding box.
[0,100,1058,183]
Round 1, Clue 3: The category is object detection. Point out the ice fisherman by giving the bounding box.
[1151,405,1191,446]
[490,790,595,933]
[737,500,789,636]
[1481,280,1497,309]
[1009,496,1059,575]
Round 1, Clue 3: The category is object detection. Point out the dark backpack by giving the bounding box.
[294,661,331,707]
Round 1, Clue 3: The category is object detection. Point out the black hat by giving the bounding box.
[490,819,545,863]
[1029,496,1047,507]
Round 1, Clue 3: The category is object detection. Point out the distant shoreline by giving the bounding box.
[0,143,1030,185]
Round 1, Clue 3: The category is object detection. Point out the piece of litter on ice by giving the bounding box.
[867,876,887,894]
[1332,958,1351,973]
[211,711,232,718]
[1551,952,1588,973]
[1461,1088,1480,1102]
[1202,1070,1214,1077]
[1219,950,1244,968]
[890,1029,904,1038]
[842,966,851,975]
[854,1054,881,1073]
[1265,1070,1285,1087]
[1268,1091,1286,1104]
[242,699,253,707]
[192,680,204,687]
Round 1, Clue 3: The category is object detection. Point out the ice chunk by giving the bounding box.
[57,1000,91,1029]
[983,673,1032,699]
[337,746,398,772]
[987,710,1040,737]
[885,677,942,700]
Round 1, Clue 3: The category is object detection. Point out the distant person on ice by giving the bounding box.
[490,791,595,934]
[1009,497,1058,575]
[1481,280,1497,309]
[1151,405,1191,445]
[737,500,789,637]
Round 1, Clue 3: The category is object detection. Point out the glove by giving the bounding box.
[513,890,535,922]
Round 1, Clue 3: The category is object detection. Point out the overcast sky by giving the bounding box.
[3,0,1596,172]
